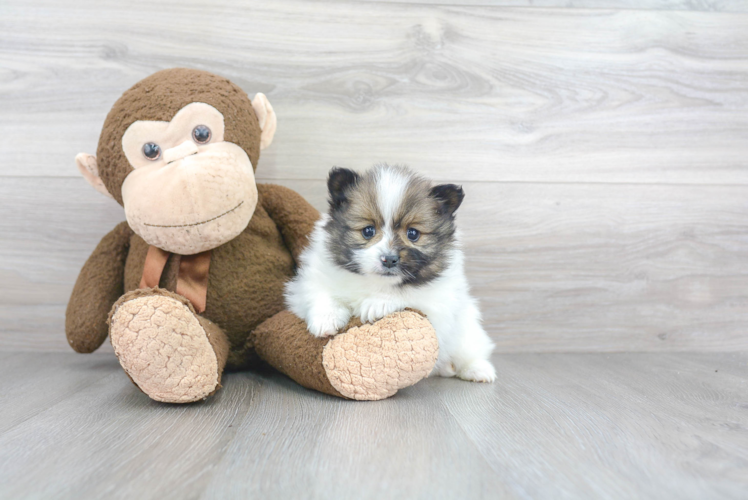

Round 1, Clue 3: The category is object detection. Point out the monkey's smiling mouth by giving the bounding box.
[142,200,245,228]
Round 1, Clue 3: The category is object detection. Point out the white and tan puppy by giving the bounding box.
[285,164,496,382]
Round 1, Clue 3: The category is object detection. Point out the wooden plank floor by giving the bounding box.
[0,350,745,499]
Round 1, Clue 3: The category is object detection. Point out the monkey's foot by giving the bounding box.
[322,310,439,400]
[109,290,222,403]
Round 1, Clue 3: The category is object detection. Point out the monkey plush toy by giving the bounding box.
[66,68,438,403]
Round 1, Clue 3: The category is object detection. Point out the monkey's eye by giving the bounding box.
[407,228,420,242]
[142,142,161,160]
[192,125,211,144]
[362,226,376,239]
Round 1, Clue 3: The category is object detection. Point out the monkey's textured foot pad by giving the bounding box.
[110,294,219,403]
[322,311,439,400]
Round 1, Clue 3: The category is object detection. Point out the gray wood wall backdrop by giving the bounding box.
[1,0,747,353]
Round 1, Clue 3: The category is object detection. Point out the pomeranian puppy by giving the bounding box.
[285,164,496,382]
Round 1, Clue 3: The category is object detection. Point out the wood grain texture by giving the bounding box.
[1,0,748,184]
[3,177,747,352]
[0,351,745,499]
[0,351,116,434]
[1,0,748,354]
[0,352,257,500]
[200,372,510,500]
[437,352,748,499]
[365,0,748,12]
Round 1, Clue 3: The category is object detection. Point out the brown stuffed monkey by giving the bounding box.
[66,68,438,403]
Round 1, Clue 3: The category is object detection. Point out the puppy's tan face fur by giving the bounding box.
[342,175,442,248]
[325,164,464,286]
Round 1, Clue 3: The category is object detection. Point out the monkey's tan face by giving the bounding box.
[120,103,258,255]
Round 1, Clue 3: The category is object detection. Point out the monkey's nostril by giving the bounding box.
[381,254,399,269]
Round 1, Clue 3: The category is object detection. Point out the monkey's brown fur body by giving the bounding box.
[66,69,438,402]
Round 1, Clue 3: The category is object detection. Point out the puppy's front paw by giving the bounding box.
[307,305,351,338]
[359,298,403,324]
[458,359,497,383]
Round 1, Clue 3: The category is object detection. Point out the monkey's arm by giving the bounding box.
[66,221,133,353]
[258,183,320,263]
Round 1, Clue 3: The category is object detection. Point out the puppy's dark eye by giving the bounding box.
[362,226,376,239]
[192,125,211,144]
[142,142,161,160]
[407,228,420,242]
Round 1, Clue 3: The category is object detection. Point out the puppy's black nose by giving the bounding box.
[381,254,399,269]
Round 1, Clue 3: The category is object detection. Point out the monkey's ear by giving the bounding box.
[251,93,277,150]
[75,153,113,199]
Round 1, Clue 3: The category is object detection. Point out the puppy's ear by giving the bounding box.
[430,184,464,217]
[328,167,360,209]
